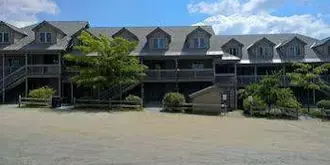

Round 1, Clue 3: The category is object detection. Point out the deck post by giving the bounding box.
[58,53,62,98]
[175,58,179,92]
[2,53,5,103]
[234,63,238,109]
[70,82,74,104]
[141,83,144,107]
[25,53,28,97]
[254,65,257,82]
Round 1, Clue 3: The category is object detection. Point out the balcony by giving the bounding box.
[215,74,237,86]
[27,65,60,77]
[144,69,214,82]
[237,75,290,86]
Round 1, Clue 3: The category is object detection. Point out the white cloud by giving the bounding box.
[0,0,59,27]
[188,0,330,39]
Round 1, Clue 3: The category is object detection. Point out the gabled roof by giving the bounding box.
[0,21,88,51]
[87,26,221,56]
[247,37,276,50]
[0,21,27,36]
[32,21,67,36]
[277,36,307,48]
[218,33,320,64]
[187,26,212,37]
[112,27,139,41]
[312,37,330,48]
[222,38,244,47]
[146,27,171,40]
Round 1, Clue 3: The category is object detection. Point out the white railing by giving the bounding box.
[145,69,214,81]
[27,65,59,76]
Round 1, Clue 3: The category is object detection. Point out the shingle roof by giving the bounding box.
[0,21,88,51]
[312,37,330,48]
[86,26,223,57]
[218,33,323,64]
[0,21,27,36]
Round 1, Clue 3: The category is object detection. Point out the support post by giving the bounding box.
[175,58,179,92]
[234,63,238,109]
[140,57,144,106]
[254,65,257,82]
[283,65,286,87]
[58,53,62,98]
[212,59,216,84]
[2,53,5,103]
[25,53,28,97]
[313,89,316,105]
[70,82,74,104]
[141,83,144,107]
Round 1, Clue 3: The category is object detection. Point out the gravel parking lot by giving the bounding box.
[0,106,330,165]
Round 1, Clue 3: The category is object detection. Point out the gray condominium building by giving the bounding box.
[0,20,329,109]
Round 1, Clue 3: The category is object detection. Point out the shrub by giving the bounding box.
[28,86,56,99]
[276,88,301,109]
[243,96,267,112]
[124,95,142,105]
[317,100,330,109]
[162,92,185,112]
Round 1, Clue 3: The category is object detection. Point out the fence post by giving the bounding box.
[109,98,112,111]
[73,97,76,107]
[18,94,21,108]
[322,108,324,121]
[296,108,299,120]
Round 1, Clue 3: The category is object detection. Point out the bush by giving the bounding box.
[243,96,267,112]
[276,88,301,109]
[124,95,141,105]
[28,86,56,99]
[162,92,185,112]
[317,100,330,109]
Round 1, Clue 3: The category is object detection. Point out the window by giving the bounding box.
[192,63,204,69]
[0,32,9,43]
[259,47,263,56]
[229,48,238,56]
[290,46,301,56]
[153,38,165,49]
[327,46,330,55]
[193,37,206,48]
[39,32,52,43]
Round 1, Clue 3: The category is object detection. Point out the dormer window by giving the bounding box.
[39,32,52,43]
[327,46,330,55]
[153,38,166,49]
[289,46,302,56]
[257,47,272,56]
[193,37,206,48]
[229,48,238,56]
[0,32,9,43]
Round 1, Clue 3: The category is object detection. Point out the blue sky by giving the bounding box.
[38,0,207,27]
[1,0,330,38]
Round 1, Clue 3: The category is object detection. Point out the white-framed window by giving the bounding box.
[39,32,52,43]
[192,63,204,69]
[153,38,166,49]
[257,47,272,56]
[193,37,206,48]
[229,47,238,56]
[290,46,302,56]
[0,32,9,43]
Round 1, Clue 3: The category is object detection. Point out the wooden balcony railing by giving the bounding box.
[215,74,237,85]
[27,65,60,76]
[145,69,214,82]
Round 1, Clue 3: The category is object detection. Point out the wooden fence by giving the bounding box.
[321,108,330,121]
[18,95,52,107]
[73,98,141,109]
[164,103,228,115]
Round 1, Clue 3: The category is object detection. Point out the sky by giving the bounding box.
[1,0,330,39]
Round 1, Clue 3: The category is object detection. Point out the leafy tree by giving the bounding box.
[287,63,330,112]
[64,31,147,91]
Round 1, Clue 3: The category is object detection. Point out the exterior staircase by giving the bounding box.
[0,66,26,94]
[100,82,141,100]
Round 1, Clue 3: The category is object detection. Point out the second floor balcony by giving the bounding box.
[144,69,214,82]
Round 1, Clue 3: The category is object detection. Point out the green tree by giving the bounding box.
[64,31,147,91]
[287,63,330,112]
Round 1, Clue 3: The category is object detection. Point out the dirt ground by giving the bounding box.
[0,106,330,165]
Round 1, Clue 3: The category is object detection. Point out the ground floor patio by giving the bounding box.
[0,106,329,165]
